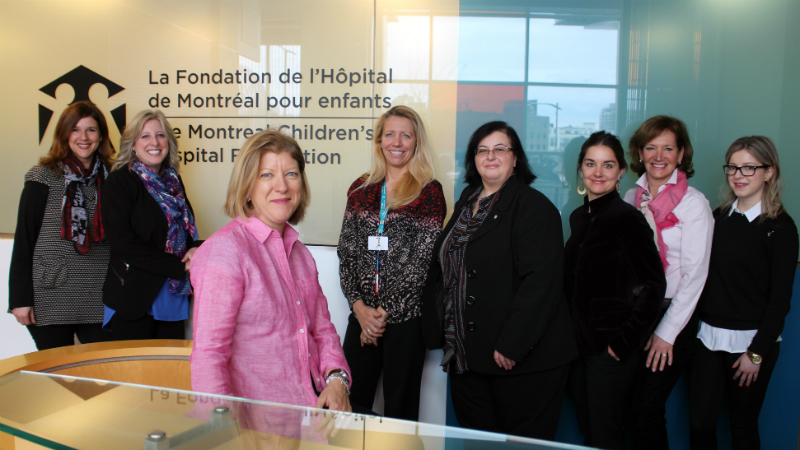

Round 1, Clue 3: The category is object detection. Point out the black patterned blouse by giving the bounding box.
[338,177,446,324]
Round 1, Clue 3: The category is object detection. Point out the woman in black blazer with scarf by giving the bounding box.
[564,132,666,450]
[422,121,578,441]
[102,110,201,340]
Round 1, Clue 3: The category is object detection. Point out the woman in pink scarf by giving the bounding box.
[623,116,714,450]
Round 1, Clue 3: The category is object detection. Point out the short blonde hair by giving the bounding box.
[113,109,179,173]
[224,130,310,224]
[361,105,436,209]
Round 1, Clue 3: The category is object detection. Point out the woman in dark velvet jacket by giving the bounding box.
[565,131,666,450]
[422,121,578,441]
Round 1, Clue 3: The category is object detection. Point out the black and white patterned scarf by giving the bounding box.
[60,155,107,255]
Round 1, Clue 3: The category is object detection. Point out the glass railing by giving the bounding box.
[0,371,594,450]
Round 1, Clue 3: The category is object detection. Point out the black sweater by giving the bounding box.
[564,190,667,361]
[698,208,798,356]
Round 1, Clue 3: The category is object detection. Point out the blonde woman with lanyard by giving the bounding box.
[337,106,446,420]
[624,115,714,449]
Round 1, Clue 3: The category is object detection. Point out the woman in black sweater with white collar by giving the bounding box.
[564,131,666,450]
[689,136,798,449]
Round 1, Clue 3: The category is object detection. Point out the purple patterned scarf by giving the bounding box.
[129,160,198,295]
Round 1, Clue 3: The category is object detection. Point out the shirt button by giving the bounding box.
[466,296,476,306]
[308,353,311,357]
[467,269,477,279]
[300,329,305,333]
[467,322,476,332]
[296,301,301,305]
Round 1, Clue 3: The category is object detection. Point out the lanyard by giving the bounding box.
[375,183,388,295]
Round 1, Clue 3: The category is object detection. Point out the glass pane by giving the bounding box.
[524,87,616,242]
[432,15,459,81]
[458,17,526,81]
[385,15,431,80]
[528,18,619,85]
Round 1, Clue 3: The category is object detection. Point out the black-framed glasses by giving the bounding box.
[476,145,512,157]
[722,165,771,176]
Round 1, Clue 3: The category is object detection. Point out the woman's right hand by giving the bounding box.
[12,307,35,325]
[353,300,387,341]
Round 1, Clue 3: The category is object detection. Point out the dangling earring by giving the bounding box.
[616,181,621,191]
[577,184,587,195]
[247,198,251,203]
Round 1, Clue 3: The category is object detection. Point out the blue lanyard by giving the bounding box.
[375,183,388,295]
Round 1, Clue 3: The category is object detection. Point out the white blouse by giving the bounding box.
[624,170,714,345]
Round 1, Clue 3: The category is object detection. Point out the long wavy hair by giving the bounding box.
[628,115,695,179]
[361,106,436,209]
[719,136,783,221]
[39,101,115,172]
[113,109,179,174]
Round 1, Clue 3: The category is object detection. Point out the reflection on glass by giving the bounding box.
[458,17,526,82]
[385,15,431,80]
[0,371,594,450]
[432,16,459,81]
[524,87,616,236]
[528,18,619,85]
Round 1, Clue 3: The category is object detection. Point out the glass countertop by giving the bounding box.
[0,371,593,449]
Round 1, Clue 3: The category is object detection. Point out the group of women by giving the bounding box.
[8,101,796,449]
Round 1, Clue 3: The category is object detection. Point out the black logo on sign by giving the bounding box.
[39,65,126,143]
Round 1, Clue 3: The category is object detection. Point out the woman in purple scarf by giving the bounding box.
[101,109,201,340]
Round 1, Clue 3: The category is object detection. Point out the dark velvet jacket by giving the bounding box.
[422,175,579,375]
[564,190,666,361]
[101,167,201,320]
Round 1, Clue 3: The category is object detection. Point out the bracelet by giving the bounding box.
[326,370,350,395]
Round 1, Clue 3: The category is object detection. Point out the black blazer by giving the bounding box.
[101,167,200,320]
[421,175,578,375]
[564,190,666,361]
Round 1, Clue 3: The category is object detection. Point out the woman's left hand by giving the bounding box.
[493,350,516,370]
[644,333,673,372]
[732,353,761,387]
[315,378,352,412]
[315,378,352,439]
[182,247,198,272]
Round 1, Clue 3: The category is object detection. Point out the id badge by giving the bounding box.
[368,236,389,251]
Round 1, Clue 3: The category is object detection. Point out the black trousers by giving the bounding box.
[689,340,779,450]
[569,351,640,450]
[108,313,185,341]
[27,323,111,351]
[630,309,699,450]
[342,313,426,421]
[449,363,570,442]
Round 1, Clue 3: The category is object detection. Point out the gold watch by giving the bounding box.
[746,351,763,365]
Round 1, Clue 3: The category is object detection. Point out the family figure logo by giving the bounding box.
[38,65,127,143]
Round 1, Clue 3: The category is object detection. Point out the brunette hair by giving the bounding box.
[113,109,179,173]
[627,115,695,178]
[361,105,436,209]
[224,129,310,224]
[464,121,535,186]
[719,136,783,221]
[39,101,115,172]
[576,131,628,175]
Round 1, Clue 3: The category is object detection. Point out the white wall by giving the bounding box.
[0,239,447,425]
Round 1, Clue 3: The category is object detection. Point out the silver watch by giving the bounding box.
[325,370,350,395]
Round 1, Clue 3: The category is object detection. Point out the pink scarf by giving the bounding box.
[634,170,688,272]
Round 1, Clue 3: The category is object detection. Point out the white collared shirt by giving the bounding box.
[624,170,714,345]
[697,200,781,352]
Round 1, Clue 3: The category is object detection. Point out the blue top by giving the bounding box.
[102,280,189,331]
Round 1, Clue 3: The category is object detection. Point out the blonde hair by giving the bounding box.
[361,106,436,209]
[113,109,179,173]
[224,130,310,224]
[719,136,783,221]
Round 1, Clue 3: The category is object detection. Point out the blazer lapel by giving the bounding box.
[469,176,523,242]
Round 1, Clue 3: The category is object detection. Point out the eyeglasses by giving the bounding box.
[476,146,512,157]
[722,165,771,176]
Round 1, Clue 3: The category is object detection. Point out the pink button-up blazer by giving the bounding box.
[190,216,350,407]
